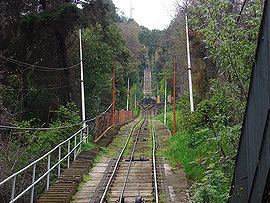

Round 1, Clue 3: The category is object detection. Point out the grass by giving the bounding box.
[81,141,96,151]
[165,129,205,180]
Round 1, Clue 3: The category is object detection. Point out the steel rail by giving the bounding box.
[99,115,144,203]
[118,115,146,203]
[152,119,159,203]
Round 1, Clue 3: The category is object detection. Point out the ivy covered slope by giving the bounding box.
[154,0,263,202]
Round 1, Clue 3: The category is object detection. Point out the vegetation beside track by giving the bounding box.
[156,93,242,202]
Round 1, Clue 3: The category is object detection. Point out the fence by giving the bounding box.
[95,109,134,139]
[0,106,134,203]
[0,126,88,203]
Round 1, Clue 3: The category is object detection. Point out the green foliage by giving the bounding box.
[192,168,230,202]
[158,92,241,202]
[190,0,263,100]
[82,24,130,117]
[138,27,163,58]
[6,102,81,170]
[81,142,96,151]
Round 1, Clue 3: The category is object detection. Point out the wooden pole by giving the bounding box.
[173,59,177,134]
[112,65,116,125]
[164,79,167,124]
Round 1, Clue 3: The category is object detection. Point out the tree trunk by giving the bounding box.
[55,31,71,105]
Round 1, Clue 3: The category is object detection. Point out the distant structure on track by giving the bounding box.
[143,68,152,98]
[229,1,270,202]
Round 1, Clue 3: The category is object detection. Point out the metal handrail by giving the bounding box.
[0,125,88,203]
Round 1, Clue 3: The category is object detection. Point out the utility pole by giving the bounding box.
[173,59,176,134]
[79,29,86,131]
[130,0,133,19]
[164,79,167,124]
[157,84,158,98]
[185,14,194,112]
[135,94,136,109]
[112,65,116,125]
[127,77,129,111]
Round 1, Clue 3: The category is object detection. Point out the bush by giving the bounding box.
[157,93,241,202]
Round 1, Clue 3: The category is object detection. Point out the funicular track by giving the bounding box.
[92,107,159,203]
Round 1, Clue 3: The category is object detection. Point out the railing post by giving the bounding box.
[11,175,16,201]
[104,113,107,131]
[86,126,89,142]
[95,116,98,139]
[112,65,115,125]
[58,146,61,177]
[99,115,103,136]
[74,135,77,161]
[68,140,70,168]
[46,154,50,190]
[30,164,36,203]
[118,110,120,124]
[80,131,83,151]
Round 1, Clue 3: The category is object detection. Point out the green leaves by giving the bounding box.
[190,0,263,100]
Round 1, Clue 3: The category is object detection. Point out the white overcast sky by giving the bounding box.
[112,0,177,30]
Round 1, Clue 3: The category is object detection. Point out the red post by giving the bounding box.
[105,113,108,130]
[112,65,116,125]
[120,110,123,123]
[173,59,177,135]
[115,110,117,124]
[100,115,103,135]
[95,116,99,139]
[119,110,121,123]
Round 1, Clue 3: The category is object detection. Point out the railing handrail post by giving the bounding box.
[68,140,70,168]
[58,146,61,177]
[46,154,50,190]
[11,175,16,201]
[30,163,36,203]
[74,135,77,161]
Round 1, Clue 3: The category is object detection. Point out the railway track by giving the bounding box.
[92,108,159,203]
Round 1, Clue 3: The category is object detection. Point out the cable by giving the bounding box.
[236,0,248,23]
[0,55,80,71]
[85,103,113,122]
[0,103,114,130]
[0,123,82,130]
[1,82,79,91]
[99,76,114,87]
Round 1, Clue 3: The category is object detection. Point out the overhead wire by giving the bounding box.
[236,0,248,23]
[1,82,80,91]
[0,55,80,71]
[0,103,114,130]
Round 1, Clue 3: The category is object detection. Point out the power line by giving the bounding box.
[237,0,248,23]
[85,103,113,122]
[1,82,80,92]
[0,123,82,130]
[0,103,114,130]
[0,55,80,71]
